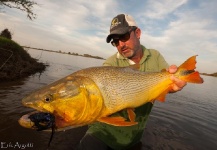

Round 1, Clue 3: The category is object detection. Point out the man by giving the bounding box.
[77,14,186,150]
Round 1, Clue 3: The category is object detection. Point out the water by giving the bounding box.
[0,50,217,150]
[143,75,217,150]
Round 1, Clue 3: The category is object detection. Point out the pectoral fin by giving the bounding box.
[127,108,136,122]
[97,116,138,126]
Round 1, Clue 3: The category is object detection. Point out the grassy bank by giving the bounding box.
[0,37,47,82]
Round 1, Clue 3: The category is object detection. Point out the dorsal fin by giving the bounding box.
[161,69,167,72]
[129,64,140,70]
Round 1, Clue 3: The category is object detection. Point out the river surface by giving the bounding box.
[0,50,216,150]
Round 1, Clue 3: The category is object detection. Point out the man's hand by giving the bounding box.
[168,65,187,92]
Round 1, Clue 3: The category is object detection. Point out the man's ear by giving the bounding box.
[135,28,141,39]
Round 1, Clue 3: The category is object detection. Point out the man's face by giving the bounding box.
[111,28,141,59]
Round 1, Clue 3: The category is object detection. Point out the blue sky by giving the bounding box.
[0,0,216,73]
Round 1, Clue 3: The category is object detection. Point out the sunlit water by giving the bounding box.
[0,50,216,150]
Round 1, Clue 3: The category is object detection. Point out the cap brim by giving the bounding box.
[106,27,129,43]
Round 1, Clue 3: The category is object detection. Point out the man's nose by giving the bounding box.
[118,40,126,47]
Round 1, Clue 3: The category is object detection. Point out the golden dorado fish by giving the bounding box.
[19,55,203,130]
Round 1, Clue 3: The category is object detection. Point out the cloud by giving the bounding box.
[0,0,216,73]
[143,0,188,19]
[137,0,217,73]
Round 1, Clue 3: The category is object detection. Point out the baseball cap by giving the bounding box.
[106,14,137,43]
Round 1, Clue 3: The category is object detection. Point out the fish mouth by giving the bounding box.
[19,111,57,147]
[19,111,39,129]
[19,111,55,131]
[19,111,72,131]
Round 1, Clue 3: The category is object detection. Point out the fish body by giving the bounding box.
[19,55,203,130]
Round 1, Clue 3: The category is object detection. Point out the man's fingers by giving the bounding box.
[168,65,177,73]
[170,75,187,92]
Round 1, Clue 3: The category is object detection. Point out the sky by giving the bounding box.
[0,0,216,73]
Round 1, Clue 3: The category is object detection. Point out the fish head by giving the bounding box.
[22,76,82,124]
[22,77,79,112]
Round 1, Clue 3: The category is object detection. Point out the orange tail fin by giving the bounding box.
[177,55,203,83]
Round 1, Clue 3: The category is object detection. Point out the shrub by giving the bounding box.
[0,28,12,39]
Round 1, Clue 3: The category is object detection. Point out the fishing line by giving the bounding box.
[0,48,13,70]
[47,122,56,149]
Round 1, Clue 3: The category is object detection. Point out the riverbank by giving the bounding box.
[0,37,47,82]
[22,46,105,60]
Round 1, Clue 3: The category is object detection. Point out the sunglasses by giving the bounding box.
[111,27,137,47]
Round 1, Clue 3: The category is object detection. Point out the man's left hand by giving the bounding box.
[168,65,187,92]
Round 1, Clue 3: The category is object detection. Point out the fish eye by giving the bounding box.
[44,94,53,102]
[45,97,51,102]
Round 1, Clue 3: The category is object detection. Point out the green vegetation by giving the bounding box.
[0,28,12,39]
[0,36,46,82]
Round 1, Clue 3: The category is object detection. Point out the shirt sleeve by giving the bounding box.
[103,53,118,66]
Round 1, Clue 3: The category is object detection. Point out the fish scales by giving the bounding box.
[73,66,170,113]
